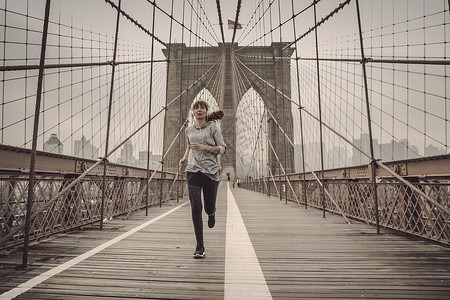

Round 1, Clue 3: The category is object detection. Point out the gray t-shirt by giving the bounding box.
[185,122,226,181]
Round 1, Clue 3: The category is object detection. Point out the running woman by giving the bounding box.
[179,100,226,258]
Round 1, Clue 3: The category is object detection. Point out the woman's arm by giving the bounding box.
[189,144,220,154]
[187,124,225,155]
[179,146,190,169]
[213,124,226,155]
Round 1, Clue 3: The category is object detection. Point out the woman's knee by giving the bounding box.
[203,184,218,215]
[188,186,202,206]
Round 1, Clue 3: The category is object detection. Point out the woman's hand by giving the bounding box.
[179,157,187,169]
[189,143,206,151]
[189,143,220,154]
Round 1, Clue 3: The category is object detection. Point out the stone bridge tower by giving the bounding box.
[162,42,295,179]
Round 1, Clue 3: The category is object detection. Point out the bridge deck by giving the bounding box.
[1,182,449,299]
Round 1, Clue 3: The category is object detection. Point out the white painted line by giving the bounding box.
[225,182,272,300]
[0,201,189,300]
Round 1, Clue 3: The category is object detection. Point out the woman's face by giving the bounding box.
[193,104,207,120]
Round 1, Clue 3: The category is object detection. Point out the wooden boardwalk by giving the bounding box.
[1,182,449,299]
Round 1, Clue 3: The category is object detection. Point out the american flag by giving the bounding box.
[228,19,242,30]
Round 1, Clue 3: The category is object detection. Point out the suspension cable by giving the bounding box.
[216,0,225,45]
[231,0,243,45]
[232,52,351,223]
[283,0,351,50]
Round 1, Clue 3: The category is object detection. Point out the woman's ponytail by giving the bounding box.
[208,109,224,121]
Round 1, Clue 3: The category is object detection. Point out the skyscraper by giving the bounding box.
[43,134,63,154]
[118,140,135,166]
[74,136,99,159]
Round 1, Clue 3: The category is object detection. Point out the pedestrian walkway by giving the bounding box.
[1,182,449,299]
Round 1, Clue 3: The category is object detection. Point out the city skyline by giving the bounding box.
[43,131,447,173]
[43,134,162,170]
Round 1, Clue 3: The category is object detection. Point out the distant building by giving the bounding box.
[118,140,135,166]
[304,142,322,172]
[379,138,420,161]
[326,146,350,169]
[43,134,63,154]
[425,144,446,156]
[294,144,304,173]
[138,151,162,170]
[353,134,378,165]
[116,140,162,169]
[74,135,99,159]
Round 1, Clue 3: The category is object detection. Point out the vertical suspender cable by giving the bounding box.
[313,1,326,218]
[0,0,6,144]
[261,0,272,196]
[100,0,122,230]
[231,0,242,45]
[277,0,288,205]
[26,1,30,146]
[145,0,157,216]
[355,0,380,233]
[185,2,194,126]
[177,0,187,203]
[216,0,225,45]
[291,0,308,209]
[22,0,52,268]
[160,0,175,207]
[267,1,282,201]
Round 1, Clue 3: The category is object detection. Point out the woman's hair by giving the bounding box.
[193,100,224,122]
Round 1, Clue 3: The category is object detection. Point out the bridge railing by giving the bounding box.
[0,145,187,250]
[243,156,450,246]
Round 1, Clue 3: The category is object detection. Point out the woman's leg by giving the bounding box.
[201,173,219,228]
[187,172,203,246]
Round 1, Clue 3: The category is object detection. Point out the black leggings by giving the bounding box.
[187,172,219,245]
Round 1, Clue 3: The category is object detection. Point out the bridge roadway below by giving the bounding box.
[1,182,449,299]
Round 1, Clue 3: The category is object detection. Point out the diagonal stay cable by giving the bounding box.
[232,53,350,222]
[231,52,272,196]
[237,0,314,48]
[229,53,266,180]
[231,0,242,45]
[266,139,302,207]
[162,62,226,205]
[0,55,224,245]
[231,54,302,207]
[106,55,223,158]
[145,0,220,50]
[216,0,225,45]
[234,53,450,217]
[236,0,266,44]
[266,161,280,198]
[235,0,276,50]
[134,119,190,206]
[104,0,167,48]
[162,55,226,203]
[186,0,221,44]
[234,53,369,157]
[282,0,351,50]
[266,107,350,223]
[128,51,226,206]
